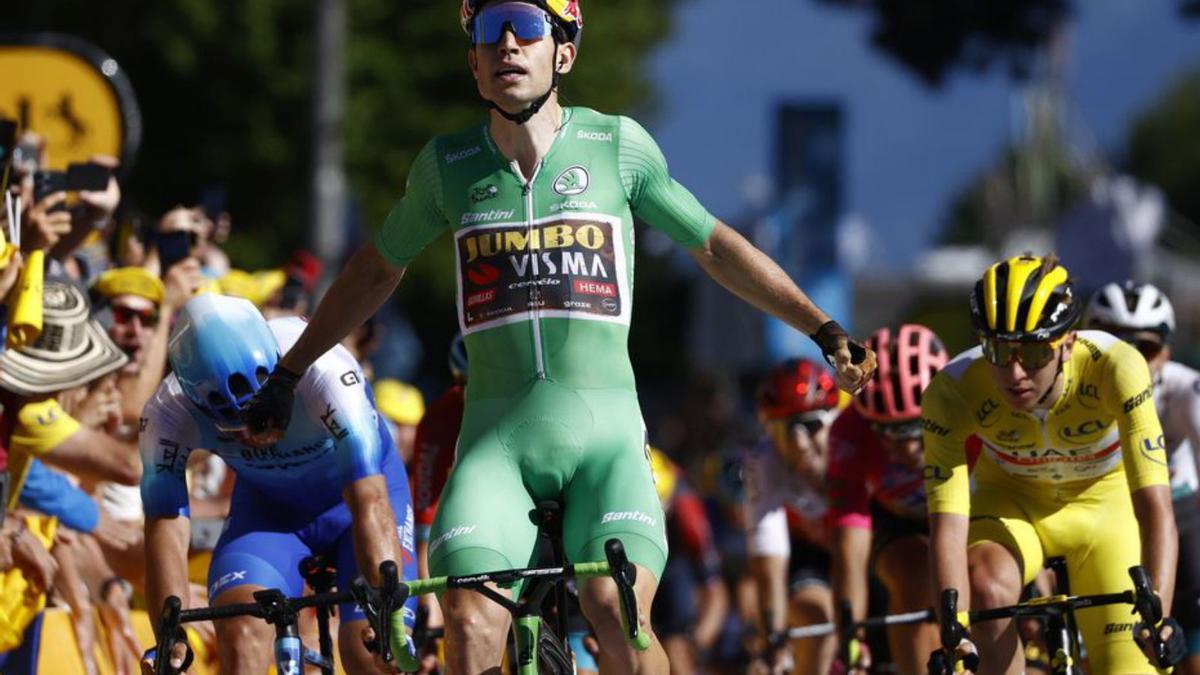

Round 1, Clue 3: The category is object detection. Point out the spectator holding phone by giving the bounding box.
[147,206,204,279]
[93,264,201,426]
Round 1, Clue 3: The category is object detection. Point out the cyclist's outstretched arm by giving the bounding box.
[689,221,873,392]
[1132,485,1178,614]
[689,220,829,336]
[278,243,405,375]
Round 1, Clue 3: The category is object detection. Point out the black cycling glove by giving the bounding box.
[242,364,303,435]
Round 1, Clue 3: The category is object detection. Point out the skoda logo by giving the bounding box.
[553,165,589,196]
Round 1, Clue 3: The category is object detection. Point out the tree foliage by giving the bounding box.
[7,0,679,271]
[1125,69,1200,231]
[815,0,1071,86]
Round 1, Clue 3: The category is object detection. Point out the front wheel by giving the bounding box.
[537,626,573,675]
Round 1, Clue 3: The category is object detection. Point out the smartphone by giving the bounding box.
[66,162,112,191]
[155,230,194,272]
[0,119,16,169]
[33,169,68,205]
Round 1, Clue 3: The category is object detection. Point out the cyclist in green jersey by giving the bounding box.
[242,1,876,672]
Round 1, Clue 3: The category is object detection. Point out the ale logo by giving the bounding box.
[553,165,589,195]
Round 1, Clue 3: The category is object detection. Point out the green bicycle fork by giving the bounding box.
[514,615,543,675]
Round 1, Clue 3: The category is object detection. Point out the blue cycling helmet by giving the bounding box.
[169,294,280,431]
[448,332,468,381]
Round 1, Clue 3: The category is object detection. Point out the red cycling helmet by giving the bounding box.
[756,358,839,420]
[854,324,948,423]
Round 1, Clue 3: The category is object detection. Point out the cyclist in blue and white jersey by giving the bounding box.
[138,294,417,674]
[1086,281,1200,674]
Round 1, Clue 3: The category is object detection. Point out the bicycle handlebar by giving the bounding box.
[925,565,1164,674]
[154,537,651,673]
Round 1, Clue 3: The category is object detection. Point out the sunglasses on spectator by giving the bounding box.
[113,305,160,326]
[980,336,1065,369]
[869,419,924,441]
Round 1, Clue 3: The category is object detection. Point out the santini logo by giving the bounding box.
[461,209,515,225]
[428,525,477,554]
[600,511,656,527]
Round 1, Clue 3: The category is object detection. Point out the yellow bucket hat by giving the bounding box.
[374,379,425,426]
[94,266,165,304]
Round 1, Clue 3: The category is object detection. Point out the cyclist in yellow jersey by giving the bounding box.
[921,255,1180,674]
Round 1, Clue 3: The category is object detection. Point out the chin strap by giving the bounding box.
[1035,348,1066,407]
[486,43,561,125]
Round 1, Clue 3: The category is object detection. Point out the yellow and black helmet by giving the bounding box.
[969,254,1082,342]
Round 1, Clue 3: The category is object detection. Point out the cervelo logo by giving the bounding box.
[461,209,515,225]
[428,524,476,554]
[576,129,612,142]
[210,570,247,596]
[445,146,482,164]
[600,511,656,527]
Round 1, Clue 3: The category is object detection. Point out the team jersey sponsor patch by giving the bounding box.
[454,214,630,333]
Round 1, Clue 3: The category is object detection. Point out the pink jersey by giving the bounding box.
[827,406,927,529]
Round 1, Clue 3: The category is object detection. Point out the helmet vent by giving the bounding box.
[1123,291,1140,314]
[256,367,270,386]
[207,391,229,409]
[228,373,253,399]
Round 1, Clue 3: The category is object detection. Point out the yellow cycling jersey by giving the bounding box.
[922,330,1169,515]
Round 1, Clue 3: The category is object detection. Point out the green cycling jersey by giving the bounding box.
[375,107,716,579]
[375,107,715,398]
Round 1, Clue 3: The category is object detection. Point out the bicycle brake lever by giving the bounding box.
[604,538,651,650]
[1128,566,1162,624]
[153,596,182,675]
[351,576,385,655]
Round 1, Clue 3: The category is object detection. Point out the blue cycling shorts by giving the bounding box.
[207,447,418,625]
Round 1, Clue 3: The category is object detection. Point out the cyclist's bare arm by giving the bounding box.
[343,474,405,587]
[749,554,790,637]
[278,243,405,374]
[1132,484,1178,614]
[929,513,971,615]
[693,577,729,651]
[144,515,192,622]
[689,220,872,391]
[689,220,829,336]
[832,526,872,622]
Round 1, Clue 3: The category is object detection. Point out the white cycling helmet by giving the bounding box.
[1084,281,1175,337]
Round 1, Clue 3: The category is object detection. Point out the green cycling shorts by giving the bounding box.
[426,379,668,584]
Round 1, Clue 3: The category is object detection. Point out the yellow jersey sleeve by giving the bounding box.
[921,371,974,515]
[1102,339,1169,492]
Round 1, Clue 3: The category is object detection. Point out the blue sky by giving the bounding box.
[645,0,1200,269]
